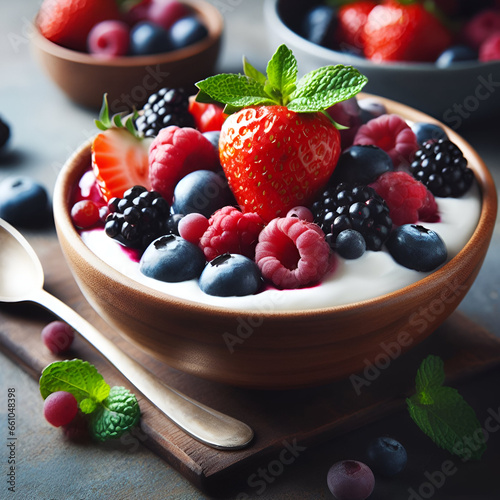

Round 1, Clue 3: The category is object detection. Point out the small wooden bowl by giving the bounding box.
[31,0,223,111]
[53,95,497,390]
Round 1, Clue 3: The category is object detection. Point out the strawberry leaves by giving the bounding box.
[196,44,367,118]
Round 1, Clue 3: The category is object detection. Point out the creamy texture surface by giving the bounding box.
[81,183,481,312]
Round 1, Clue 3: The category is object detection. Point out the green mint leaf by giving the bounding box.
[243,56,267,85]
[265,44,297,104]
[196,73,275,109]
[91,386,141,441]
[40,359,110,405]
[415,354,445,394]
[407,356,486,461]
[289,65,368,112]
[80,398,98,414]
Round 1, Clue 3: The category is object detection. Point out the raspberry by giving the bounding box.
[41,321,75,354]
[479,32,500,61]
[370,171,439,226]
[462,9,500,50]
[43,391,78,428]
[410,139,474,197]
[255,217,333,289]
[199,206,265,261]
[353,114,419,168]
[149,126,219,201]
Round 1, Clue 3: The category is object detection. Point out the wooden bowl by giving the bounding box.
[264,0,500,122]
[31,0,223,111]
[53,95,497,390]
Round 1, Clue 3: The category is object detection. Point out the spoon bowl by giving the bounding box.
[0,218,253,450]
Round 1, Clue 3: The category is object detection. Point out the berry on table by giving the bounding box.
[369,171,439,226]
[410,139,474,197]
[178,212,208,244]
[139,234,206,282]
[255,217,333,289]
[311,184,392,252]
[87,20,130,58]
[135,88,195,138]
[104,186,171,250]
[327,460,375,500]
[353,114,419,168]
[330,144,394,186]
[386,224,447,272]
[169,15,209,50]
[0,176,51,227]
[41,321,75,354]
[71,199,101,229]
[199,253,262,297]
[366,436,407,477]
[171,169,234,219]
[199,206,265,261]
[129,21,172,56]
[149,126,220,202]
[43,391,78,428]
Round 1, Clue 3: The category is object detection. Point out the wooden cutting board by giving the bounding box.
[1,229,500,495]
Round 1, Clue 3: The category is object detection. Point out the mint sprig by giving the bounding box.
[407,355,486,461]
[195,44,368,121]
[40,360,141,441]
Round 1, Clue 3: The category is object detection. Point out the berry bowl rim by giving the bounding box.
[53,92,498,321]
[31,0,224,68]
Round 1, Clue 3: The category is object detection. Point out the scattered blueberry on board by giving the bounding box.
[365,436,408,477]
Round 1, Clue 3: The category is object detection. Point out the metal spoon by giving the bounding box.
[0,218,253,450]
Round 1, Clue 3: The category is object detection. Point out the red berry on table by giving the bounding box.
[92,128,151,202]
[255,217,334,290]
[148,0,191,30]
[196,46,367,224]
[370,171,439,226]
[149,126,220,202]
[37,0,120,52]
[327,460,375,500]
[41,321,75,354]
[353,114,419,168]
[43,391,78,427]
[199,206,265,261]
[71,199,101,228]
[87,20,130,58]
[479,32,500,61]
[363,1,452,62]
[335,1,377,53]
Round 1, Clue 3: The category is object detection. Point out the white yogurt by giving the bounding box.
[80,183,481,312]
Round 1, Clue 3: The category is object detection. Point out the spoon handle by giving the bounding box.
[33,288,254,450]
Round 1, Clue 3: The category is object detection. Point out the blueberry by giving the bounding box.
[358,98,387,124]
[0,176,51,227]
[199,253,262,297]
[411,122,448,145]
[0,117,10,150]
[331,145,394,185]
[301,5,337,47]
[366,437,407,477]
[130,21,172,55]
[202,131,220,154]
[139,234,205,282]
[172,170,234,218]
[386,224,447,272]
[436,45,478,67]
[169,16,208,50]
[335,229,366,259]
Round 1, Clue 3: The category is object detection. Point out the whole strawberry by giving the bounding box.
[37,0,120,51]
[196,45,367,222]
[363,0,453,62]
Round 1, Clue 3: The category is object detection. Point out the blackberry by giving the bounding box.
[104,186,171,250]
[311,183,392,251]
[135,88,195,138]
[410,139,474,197]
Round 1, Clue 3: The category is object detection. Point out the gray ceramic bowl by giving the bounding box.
[264,0,500,126]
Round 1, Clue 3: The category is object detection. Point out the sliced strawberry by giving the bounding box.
[91,128,151,202]
[188,96,226,133]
